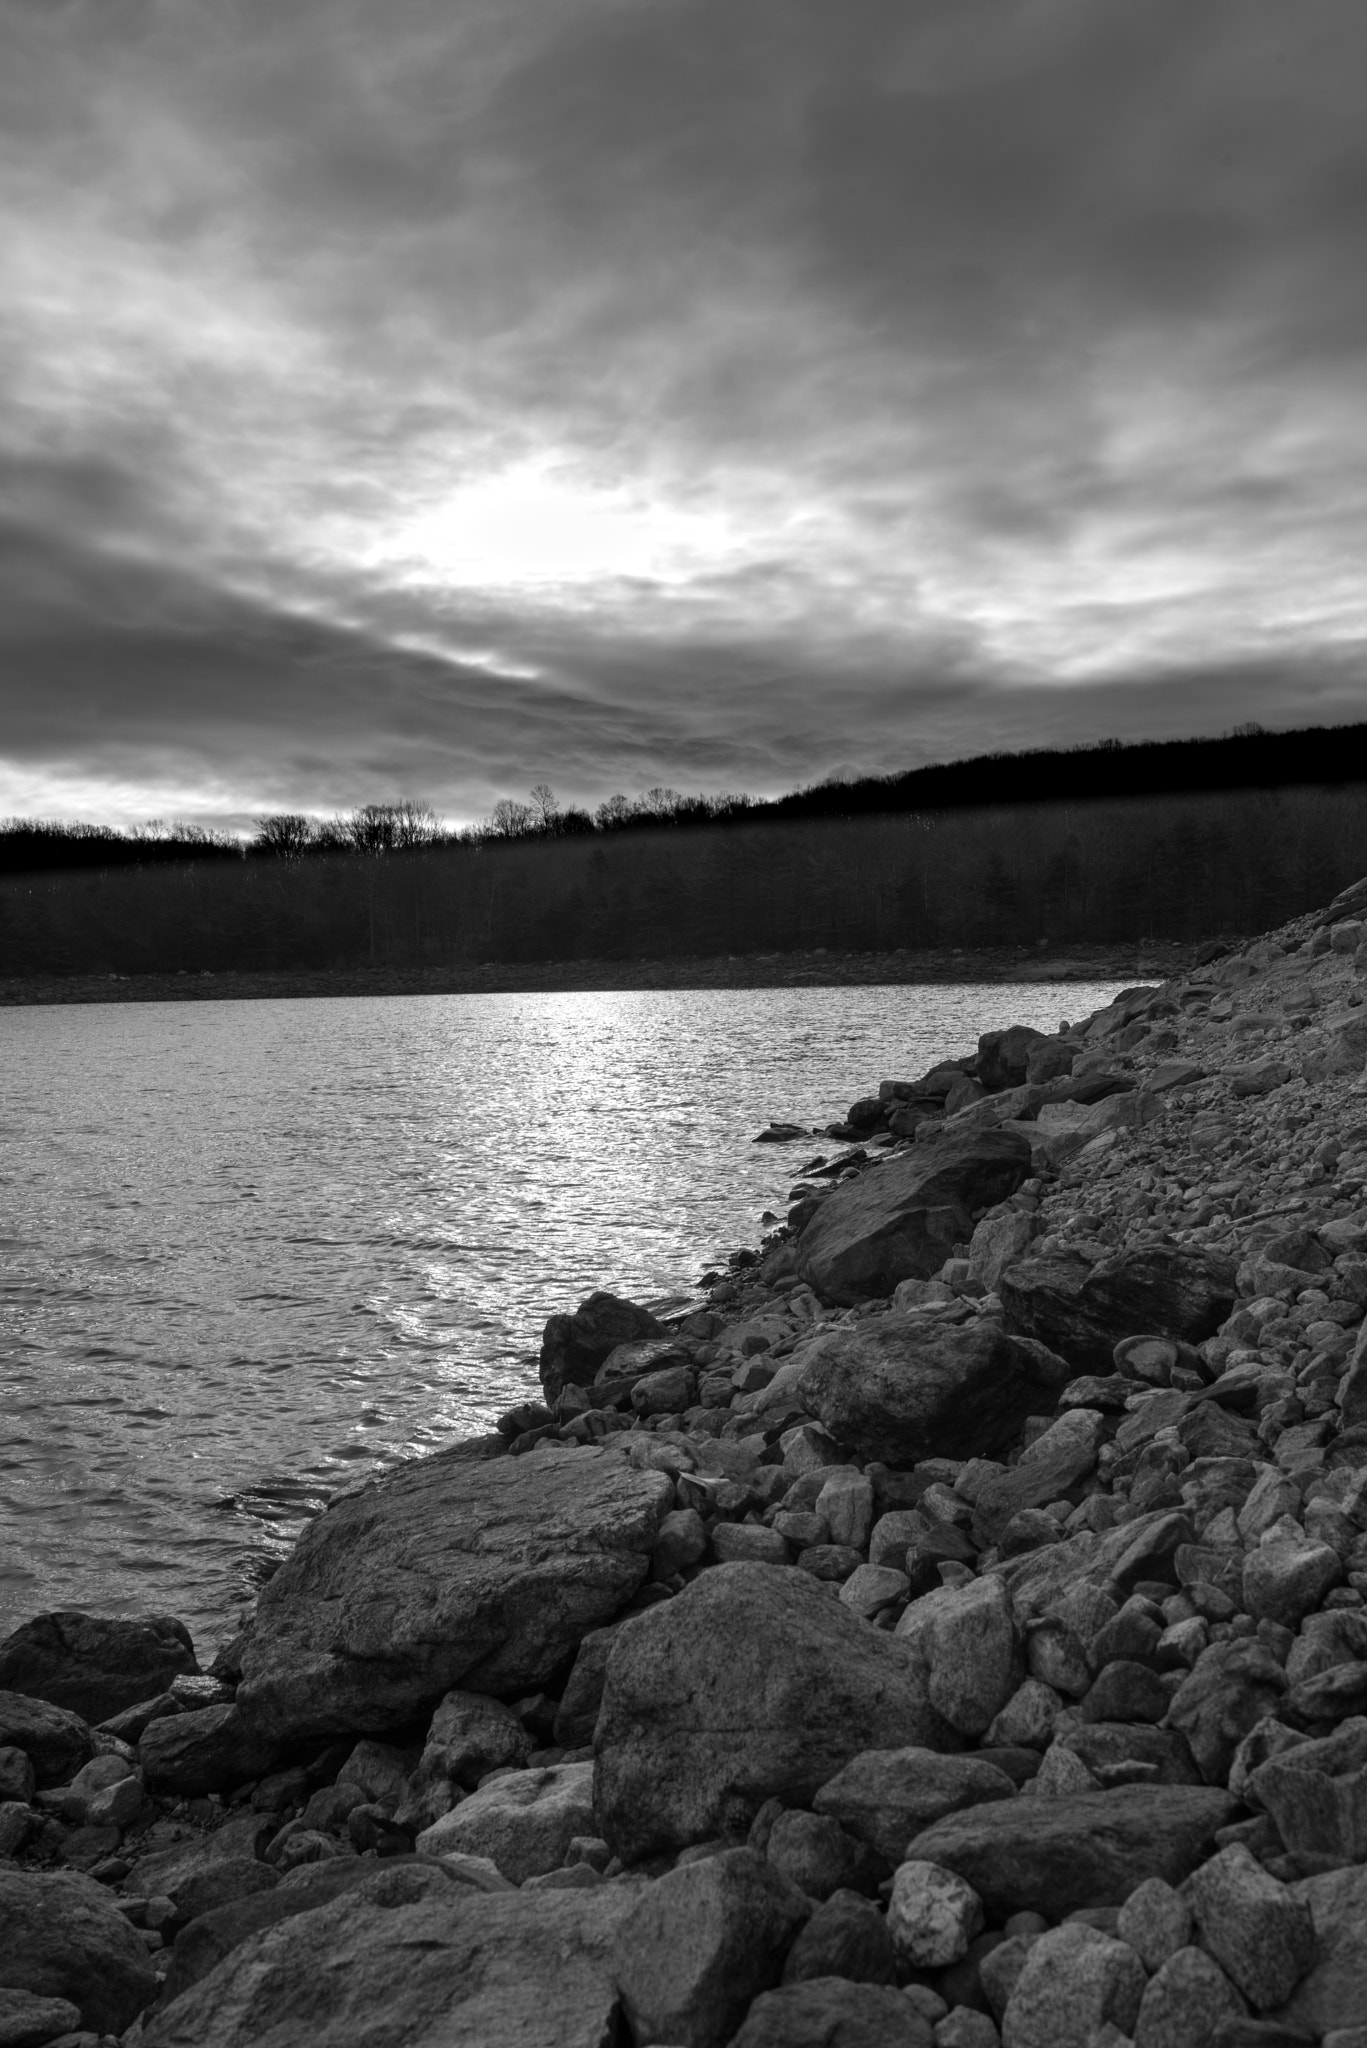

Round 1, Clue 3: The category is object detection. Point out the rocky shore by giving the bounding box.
[4,883,1367,2045]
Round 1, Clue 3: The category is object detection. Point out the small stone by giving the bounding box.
[1243,1534,1343,1631]
[1001,1921,1146,2048]
[1247,1715,1367,1863]
[0,1988,85,2048]
[985,1680,1061,1751]
[0,1745,37,1804]
[730,1978,936,2047]
[796,1543,864,1581]
[610,1847,809,2048]
[887,1860,985,1967]
[1030,1743,1099,1798]
[896,1576,1023,1738]
[814,1748,1017,1866]
[764,1808,876,1901]
[712,1524,792,1566]
[817,1468,876,1551]
[840,1565,912,1618]
[781,1885,898,1985]
[936,2007,1000,2048]
[979,1934,1037,2021]
[1081,1660,1171,1724]
[1132,1945,1245,2048]
[1117,1875,1194,1970]
[1025,1618,1092,1698]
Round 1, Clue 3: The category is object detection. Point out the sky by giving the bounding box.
[3,0,1367,832]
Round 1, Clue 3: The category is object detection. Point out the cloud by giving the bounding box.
[2,0,1366,827]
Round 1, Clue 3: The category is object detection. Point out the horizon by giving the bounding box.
[5,1,1367,831]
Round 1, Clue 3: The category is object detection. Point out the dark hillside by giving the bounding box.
[3,781,1366,980]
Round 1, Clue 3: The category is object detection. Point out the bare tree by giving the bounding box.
[486,798,537,838]
[529,783,560,831]
[252,813,318,859]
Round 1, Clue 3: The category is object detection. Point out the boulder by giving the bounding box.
[1247,1717,1367,1862]
[1131,1949,1237,2048]
[396,1689,532,1829]
[158,1856,421,2005]
[593,1563,958,1864]
[993,1507,1195,1620]
[1274,1864,1367,2037]
[966,1207,1039,1294]
[1186,1845,1316,2012]
[0,1689,94,1787]
[0,1867,158,2035]
[0,1611,198,1724]
[235,1445,672,1744]
[904,1784,1238,1919]
[978,1025,1054,1090]
[763,1809,879,1901]
[1165,1640,1289,1785]
[1001,1921,1145,2048]
[895,1577,1023,1739]
[417,1762,596,1883]
[793,1127,1032,1305]
[813,1750,1017,1866]
[971,1409,1106,1544]
[730,1978,932,2047]
[799,1319,1071,1466]
[140,1862,637,2048]
[780,1890,899,1986]
[610,1848,809,2048]
[539,1291,666,1403]
[0,1990,84,2047]
[1000,1245,1237,1371]
[139,1702,279,1796]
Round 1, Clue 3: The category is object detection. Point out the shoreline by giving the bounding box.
[0,938,1199,1008]
[4,881,1367,2042]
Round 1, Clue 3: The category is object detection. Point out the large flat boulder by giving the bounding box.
[999,1244,1237,1371]
[593,1562,958,1864]
[793,1127,1032,1305]
[140,1862,637,2048]
[905,1784,1237,1919]
[235,1445,673,1746]
[0,1611,198,1724]
[0,1867,158,2036]
[798,1319,1071,1466]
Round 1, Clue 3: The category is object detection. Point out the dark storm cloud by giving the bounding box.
[2,0,1365,825]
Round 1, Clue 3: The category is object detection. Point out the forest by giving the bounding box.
[2,780,1365,978]
[2,718,1364,879]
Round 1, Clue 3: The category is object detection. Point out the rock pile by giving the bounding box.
[5,884,1367,2043]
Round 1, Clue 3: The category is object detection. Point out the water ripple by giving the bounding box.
[0,981,1120,1645]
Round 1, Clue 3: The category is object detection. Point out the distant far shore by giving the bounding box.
[0,939,1205,1008]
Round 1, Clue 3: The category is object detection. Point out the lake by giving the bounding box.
[0,981,1123,1650]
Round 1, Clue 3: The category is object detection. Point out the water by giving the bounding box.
[0,981,1123,1648]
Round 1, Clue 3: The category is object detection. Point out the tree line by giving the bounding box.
[4,720,1363,880]
[3,782,1365,978]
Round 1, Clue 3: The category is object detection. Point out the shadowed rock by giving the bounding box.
[793,1126,1032,1305]
[593,1563,958,1863]
[905,1784,1238,1918]
[1000,1244,1237,1371]
[540,1291,666,1403]
[0,1611,198,1724]
[799,1318,1071,1466]
[140,1863,637,2048]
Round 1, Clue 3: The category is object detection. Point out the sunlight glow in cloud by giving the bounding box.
[2,0,1366,828]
